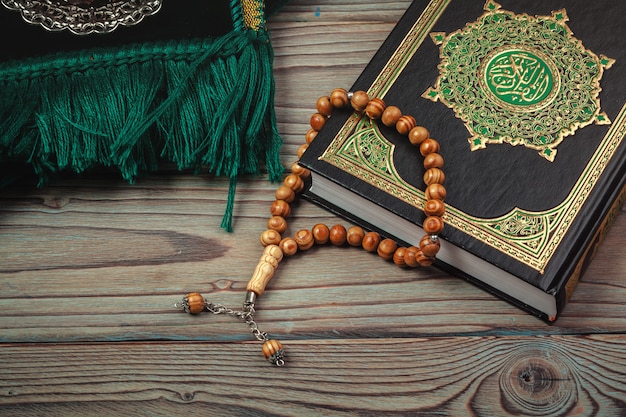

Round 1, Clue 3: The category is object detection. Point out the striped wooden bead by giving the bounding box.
[310,112,327,131]
[291,162,310,179]
[267,216,288,233]
[270,199,291,217]
[350,90,370,112]
[262,339,285,366]
[424,168,445,185]
[182,292,205,314]
[396,114,416,135]
[424,199,446,217]
[419,234,441,257]
[377,238,397,260]
[404,246,419,267]
[294,229,315,250]
[330,88,350,108]
[347,226,366,246]
[312,223,330,245]
[260,229,282,246]
[408,126,429,146]
[381,105,402,127]
[392,247,408,267]
[416,250,434,266]
[423,153,444,170]
[423,216,445,235]
[419,138,440,156]
[283,174,304,193]
[365,98,386,119]
[279,237,298,256]
[275,185,295,202]
[361,231,381,252]
[329,224,347,246]
[425,183,447,201]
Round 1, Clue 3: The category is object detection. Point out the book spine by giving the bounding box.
[556,183,626,315]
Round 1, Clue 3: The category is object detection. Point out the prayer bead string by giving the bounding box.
[177,88,447,366]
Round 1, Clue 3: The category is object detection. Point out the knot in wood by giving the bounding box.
[499,346,576,415]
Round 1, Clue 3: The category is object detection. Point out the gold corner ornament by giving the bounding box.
[423,0,615,161]
[1,0,163,35]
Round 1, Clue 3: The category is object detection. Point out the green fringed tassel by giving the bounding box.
[0,27,284,231]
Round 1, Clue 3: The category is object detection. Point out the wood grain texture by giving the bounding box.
[1,336,625,416]
[0,0,624,415]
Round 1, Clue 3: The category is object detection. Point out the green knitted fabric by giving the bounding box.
[0,0,286,231]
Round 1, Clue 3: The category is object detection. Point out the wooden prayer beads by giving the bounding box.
[180,88,447,367]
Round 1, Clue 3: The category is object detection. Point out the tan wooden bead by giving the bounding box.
[424,167,445,185]
[260,229,282,246]
[393,247,407,267]
[329,224,347,246]
[396,114,416,135]
[361,231,381,252]
[279,237,298,256]
[424,198,446,217]
[377,238,397,260]
[283,174,304,193]
[365,98,386,119]
[275,185,295,202]
[183,292,205,314]
[267,216,288,234]
[420,234,441,257]
[404,246,419,267]
[305,128,318,144]
[294,229,315,250]
[316,96,333,116]
[423,216,445,234]
[270,199,291,217]
[423,153,444,170]
[346,226,365,247]
[291,162,310,179]
[416,250,434,266]
[297,143,309,158]
[350,90,370,112]
[312,223,330,245]
[330,88,350,108]
[425,183,446,201]
[381,105,402,127]
[262,339,284,365]
[310,112,327,131]
[419,138,440,156]
[408,126,429,146]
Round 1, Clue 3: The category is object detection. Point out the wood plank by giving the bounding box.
[1,175,624,344]
[1,335,625,415]
[0,0,624,415]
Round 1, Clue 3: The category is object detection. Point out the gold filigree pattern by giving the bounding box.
[423,0,614,161]
[320,0,625,272]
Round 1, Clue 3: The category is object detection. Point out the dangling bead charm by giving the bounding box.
[262,339,285,366]
[179,292,206,314]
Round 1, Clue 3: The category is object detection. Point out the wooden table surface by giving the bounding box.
[1,1,625,415]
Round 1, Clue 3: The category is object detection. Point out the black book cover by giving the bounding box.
[298,0,626,321]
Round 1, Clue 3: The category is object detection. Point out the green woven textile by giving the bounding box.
[0,0,288,231]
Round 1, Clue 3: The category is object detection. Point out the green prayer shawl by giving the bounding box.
[0,0,288,231]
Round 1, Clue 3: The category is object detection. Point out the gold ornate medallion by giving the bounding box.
[1,0,163,35]
[423,0,614,161]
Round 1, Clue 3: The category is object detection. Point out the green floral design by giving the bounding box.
[424,0,613,161]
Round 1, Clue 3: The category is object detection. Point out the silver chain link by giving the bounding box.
[205,302,268,343]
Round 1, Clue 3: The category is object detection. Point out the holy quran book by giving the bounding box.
[298,0,626,322]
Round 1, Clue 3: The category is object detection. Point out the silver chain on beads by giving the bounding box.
[1,0,163,35]
[205,302,268,343]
